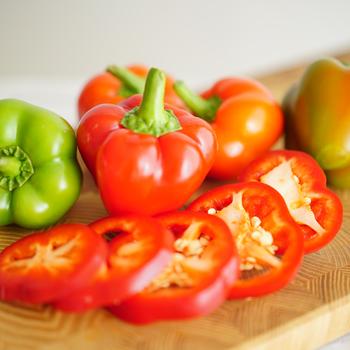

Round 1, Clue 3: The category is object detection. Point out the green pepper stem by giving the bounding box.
[0,157,21,177]
[0,146,34,191]
[137,68,167,125]
[120,68,182,137]
[107,65,144,94]
[173,81,220,122]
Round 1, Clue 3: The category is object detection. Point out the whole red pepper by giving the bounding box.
[78,65,184,118]
[77,68,217,216]
[174,77,283,180]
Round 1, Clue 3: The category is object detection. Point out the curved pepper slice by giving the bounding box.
[77,68,217,216]
[53,215,174,312]
[283,58,350,188]
[0,224,108,304]
[108,211,239,324]
[0,99,82,229]
[188,182,304,298]
[239,150,343,253]
[78,64,184,118]
[173,77,283,180]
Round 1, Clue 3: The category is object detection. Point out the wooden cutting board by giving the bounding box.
[1,52,350,350]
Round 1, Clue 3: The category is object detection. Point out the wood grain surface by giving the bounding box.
[1,51,350,350]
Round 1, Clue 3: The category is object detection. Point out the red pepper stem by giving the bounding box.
[173,81,219,122]
[107,65,144,94]
[120,68,182,137]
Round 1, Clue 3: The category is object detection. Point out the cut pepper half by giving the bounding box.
[240,150,343,253]
[54,215,173,312]
[188,182,304,298]
[108,211,239,324]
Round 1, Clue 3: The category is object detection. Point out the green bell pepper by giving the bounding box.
[283,57,350,188]
[0,99,82,229]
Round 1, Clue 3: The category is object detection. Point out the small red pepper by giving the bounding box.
[174,77,283,180]
[188,182,304,298]
[108,211,239,324]
[239,150,343,253]
[78,65,184,118]
[77,68,217,216]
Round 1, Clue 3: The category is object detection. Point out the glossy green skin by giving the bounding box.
[0,99,82,228]
[283,58,350,188]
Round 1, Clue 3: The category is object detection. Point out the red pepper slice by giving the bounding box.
[54,215,174,312]
[188,182,304,298]
[108,211,239,324]
[0,224,108,304]
[239,150,343,253]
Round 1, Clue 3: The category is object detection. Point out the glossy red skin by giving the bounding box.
[0,224,108,304]
[201,77,274,100]
[77,95,217,216]
[201,78,283,180]
[54,215,173,312]
[78,65,184,117]
[108,211,239,324]
[188,182,304,298]
[239,150,343,253]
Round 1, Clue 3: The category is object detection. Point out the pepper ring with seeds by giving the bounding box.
[188,182,304,298]
[108,211,239,324]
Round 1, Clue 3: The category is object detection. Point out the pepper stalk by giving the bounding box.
[173,81,221,123]
[121,68,182,137]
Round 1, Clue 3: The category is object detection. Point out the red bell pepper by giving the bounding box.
[239,150,343,253]
[174,77,283,180]
[54,215,174,312]
[188,182,304,298]
[77,68,217,216]
[78,65,184,117]
[108,211,239,324]
[0,224,108,304]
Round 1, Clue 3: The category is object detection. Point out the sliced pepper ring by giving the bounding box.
[239,150,343,253]
[0,224,108,304]
[188,182,304,298]
[108,211,239,324]
[53,215,174,312]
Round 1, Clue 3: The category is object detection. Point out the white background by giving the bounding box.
[1,0,350,81]
[0,1,350,348]
[0,0,350,126]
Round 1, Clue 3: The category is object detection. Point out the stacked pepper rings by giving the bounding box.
[0,63,343,324]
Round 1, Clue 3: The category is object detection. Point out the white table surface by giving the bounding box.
[0,78,349,350]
